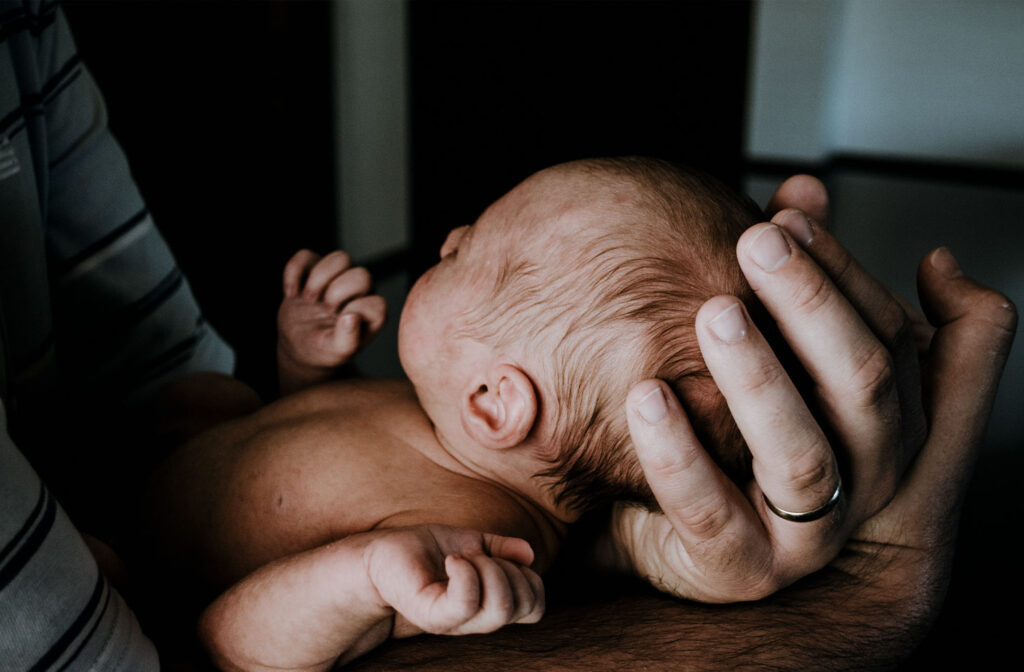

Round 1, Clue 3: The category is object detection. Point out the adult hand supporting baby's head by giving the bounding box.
[614,175,1017,605]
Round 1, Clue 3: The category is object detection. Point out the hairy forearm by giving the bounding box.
[348,545,945,672]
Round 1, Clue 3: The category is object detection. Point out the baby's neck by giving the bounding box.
[414,417,579,531]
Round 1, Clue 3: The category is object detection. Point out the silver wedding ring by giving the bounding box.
[763,476,843,523]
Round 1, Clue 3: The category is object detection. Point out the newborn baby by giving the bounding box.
[148,157,763,670]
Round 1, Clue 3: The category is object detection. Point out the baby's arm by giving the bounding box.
[199,524,543,672]
[277,250,387,395]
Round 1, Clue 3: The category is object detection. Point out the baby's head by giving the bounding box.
[399,157,765,515]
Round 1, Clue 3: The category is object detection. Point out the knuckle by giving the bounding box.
[849,342,896,408]
[974,288,1018,337]
[646,443,701,478]
[777,443,834,495]
[669,496,734,540]
[787,268,835,316]
[828,247,859,293]
[736,358,787,397]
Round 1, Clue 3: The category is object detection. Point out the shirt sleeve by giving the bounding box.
[38,4,235,407]
[0,400,160,671]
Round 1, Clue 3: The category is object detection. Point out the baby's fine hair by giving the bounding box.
[464,157,767,511]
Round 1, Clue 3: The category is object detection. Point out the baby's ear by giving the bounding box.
[461,363,538,450]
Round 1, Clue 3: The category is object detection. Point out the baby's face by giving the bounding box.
[398,198,517,406]
[398,170,598,427]
[398,222,484,385]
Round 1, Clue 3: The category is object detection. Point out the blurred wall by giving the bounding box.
[331,0,410,378]
[745,0,1024,450]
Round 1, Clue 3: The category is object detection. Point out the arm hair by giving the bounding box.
[346,544,940,672]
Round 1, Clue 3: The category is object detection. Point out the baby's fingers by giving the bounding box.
[453,554,517,634]
[494,558,544,625]
[441,554,482,622]
[481,533,534,567]
[282,249,321,297]
[328,296,387,358]
[303,251,353,300]
[324,267,373,311]
[328,312,363,359]
[342,295,387,335]
[399,555,479,635]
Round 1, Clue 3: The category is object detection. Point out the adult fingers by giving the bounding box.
[736,222,904,522]
[323,267,373,311]
[303,250,352,300]
[625,379,774,596]
[909,249,1017,520]
[282,249,320,297]
[764,174,829,227]
[694,297,845,578]
[772,208,928,473]
[894,293,936,356]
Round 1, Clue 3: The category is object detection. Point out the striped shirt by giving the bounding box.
[1,1,234,668]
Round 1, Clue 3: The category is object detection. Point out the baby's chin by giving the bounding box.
[395,310,416,375]
[395,325,428,402]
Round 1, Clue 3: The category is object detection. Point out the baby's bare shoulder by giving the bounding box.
[264,377,421,418]
[157,378,439,577]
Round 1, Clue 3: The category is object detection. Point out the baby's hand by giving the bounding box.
[277,250,386,393]
[364,525,544,638]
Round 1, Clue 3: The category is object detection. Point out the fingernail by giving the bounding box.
[708,302,747,343]
[774,209,815,246]
[749,225,792,272]
[635,385,668,424]
[930,246,963,278]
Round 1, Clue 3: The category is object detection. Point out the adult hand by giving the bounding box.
[612,176,1017,602]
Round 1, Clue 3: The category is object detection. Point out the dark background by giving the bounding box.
[64,0,751,397]
[64,0,336,397]
[62,2,1014,669]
